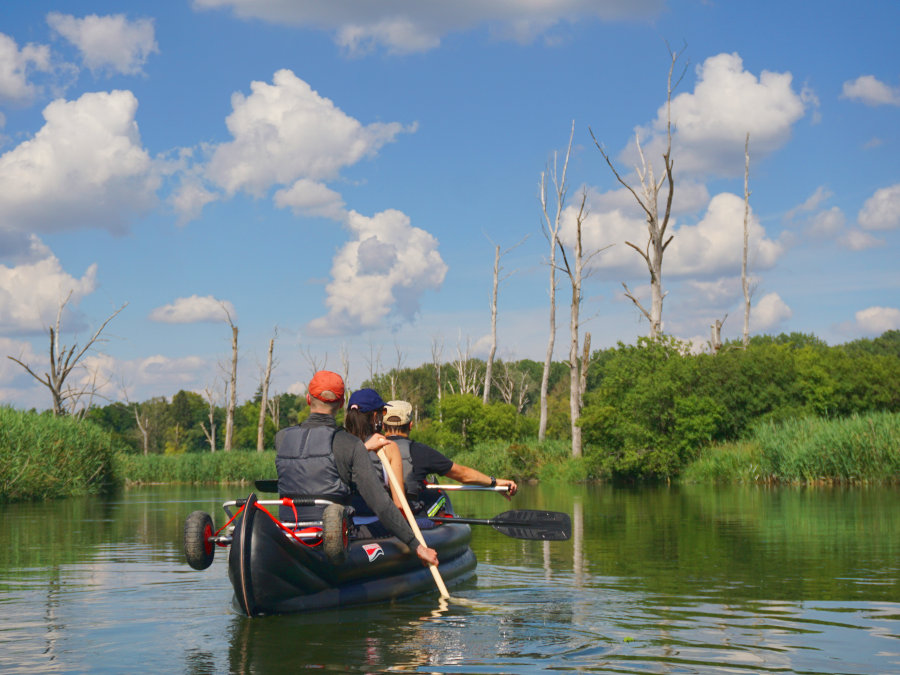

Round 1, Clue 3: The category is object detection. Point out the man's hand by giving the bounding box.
[364,433,390,452]
[497,478,518,499]
[415,544,439,567]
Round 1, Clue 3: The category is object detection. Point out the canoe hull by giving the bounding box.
[227,494,475,615]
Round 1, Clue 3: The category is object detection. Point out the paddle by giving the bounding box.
[377,447,450,599]
[254,479,278,493]
[431,509,571,541]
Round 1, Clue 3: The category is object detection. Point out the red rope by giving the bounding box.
[254,500,323,548]
[213,503,245,545]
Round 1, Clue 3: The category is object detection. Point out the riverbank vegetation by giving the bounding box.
[0,406,118,502]
[4,330,899,500]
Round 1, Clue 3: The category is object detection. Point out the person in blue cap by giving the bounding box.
[344,388,407,534]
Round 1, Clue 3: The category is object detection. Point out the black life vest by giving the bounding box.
[275,425,350,522]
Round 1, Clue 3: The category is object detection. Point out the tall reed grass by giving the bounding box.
[682,411,900,484]
[112,449,276,484]
[0,407,119,501]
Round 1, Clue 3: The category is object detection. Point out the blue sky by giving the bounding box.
[1,0,898,411]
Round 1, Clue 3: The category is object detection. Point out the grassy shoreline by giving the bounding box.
[3,408,898,501]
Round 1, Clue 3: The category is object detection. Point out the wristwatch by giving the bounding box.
[489,476,497,488]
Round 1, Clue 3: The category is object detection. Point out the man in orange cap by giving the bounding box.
[275,371,438,566]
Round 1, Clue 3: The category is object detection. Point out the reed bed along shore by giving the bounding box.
[682,411,900,484]
[1,407,117,502]
[4,408,898,501]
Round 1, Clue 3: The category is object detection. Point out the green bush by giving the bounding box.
[0,407,122,502]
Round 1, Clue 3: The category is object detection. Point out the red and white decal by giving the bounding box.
[362,543,384,562]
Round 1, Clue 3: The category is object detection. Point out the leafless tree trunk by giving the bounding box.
[742,132,753,348]
[710,315,726,354]
[340,343,351,389]
[257,332,276,453]
[390,342,406,400]
[431,336,444,422]
[267,395,280,430]
[591,46,685,339]
[301,345,327,377]
[222,304,238,452]
[539,122,575,440]
[557,193,607,458]
[200,385,218,453]
[495,360,532,414]
[134,404,150,456]
[483,243,501,405]
[364,338,382,383]
[482,236,526,405]
[449,334,481,397]
[7,292,126,416]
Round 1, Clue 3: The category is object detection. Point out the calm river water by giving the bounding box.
[1,483,898,674]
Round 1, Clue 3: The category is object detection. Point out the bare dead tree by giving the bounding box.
[590,45,687,339]
[494,360,532,413]
[364,338,382,383]
[200,384,218,453]
[742,132,753,348]
[390,341,407,400]
[557,192,608,458]
[256,330,277,453]
[449,334,481,397]
[221,303,238,452]
[121,385,151,455]
[301,345,327,377]
[7,292,126,416]
[481,235,527,405]
[267,395,280,430]
[340,342,351,389]
[710,315,727,354]
[538,121,575,441]
[431,336,444,422]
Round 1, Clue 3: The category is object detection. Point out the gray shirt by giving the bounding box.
[303,413,416,548]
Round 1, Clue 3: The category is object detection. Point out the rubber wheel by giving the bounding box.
[184,510,216,570]
[322,504,350,565]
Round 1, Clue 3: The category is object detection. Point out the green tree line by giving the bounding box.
[74,330,900,481]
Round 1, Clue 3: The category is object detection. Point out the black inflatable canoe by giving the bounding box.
[186,492,475,616]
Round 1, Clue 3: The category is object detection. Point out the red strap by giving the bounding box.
[213,503,245,544]
[254,501,323,548]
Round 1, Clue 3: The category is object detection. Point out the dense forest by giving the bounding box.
[75,330,900,480]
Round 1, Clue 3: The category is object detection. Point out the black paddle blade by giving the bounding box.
[492,509,571,541]
[254,479,278,493]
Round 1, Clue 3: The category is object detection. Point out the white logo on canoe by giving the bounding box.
[363,543,384,562]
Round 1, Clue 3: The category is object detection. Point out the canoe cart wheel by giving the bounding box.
[322,504,351,565]
[184,510,216,570]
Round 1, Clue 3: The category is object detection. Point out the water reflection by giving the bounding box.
[1,483,899,674]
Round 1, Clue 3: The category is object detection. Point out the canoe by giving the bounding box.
[186,492,476,617]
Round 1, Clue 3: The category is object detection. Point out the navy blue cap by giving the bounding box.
[347,388,387,413]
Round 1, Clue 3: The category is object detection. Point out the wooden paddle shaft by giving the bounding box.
[377,448,450,599]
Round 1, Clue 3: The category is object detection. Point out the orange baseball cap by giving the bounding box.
[308,370,345,402]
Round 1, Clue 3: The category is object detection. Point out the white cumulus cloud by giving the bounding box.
[841,75,900,107]
[751,292,792,332]
[149,295,235,324]
[206,69,409,196]
[630,52,807,178]
[572,191,782,281]
[853,306,900,334]
[0,32,51,104]
[0,89,159,254]
[193,0,663,54]
[47,13,158,76]
[274,178,346,220]
[857,183,900,231]
[839,229,883,251]
[307,209,447,335]
[0,244,97,335]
